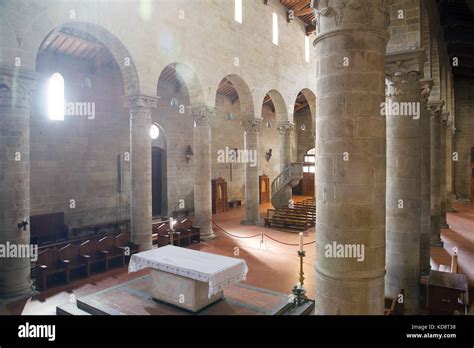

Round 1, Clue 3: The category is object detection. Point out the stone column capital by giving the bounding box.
[385,71,421,97]
[420,79,434,106]
[276,123,296,136]
[189,105,216,127]
[0,68,38,108]
[241,118,262,133]
[428,100,445,121]
[123,94,158,110]
[385,48,425,75]
[441,111,450,124]
[314,0,390,40]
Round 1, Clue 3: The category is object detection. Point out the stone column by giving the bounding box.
[0,69,36,298]
[428,100,445,247]
[241,119,262,225]
[313,0,389,315]
[440,111,450,229]
[385,63,423,314]
[124,95,158,252]
[445,120,454,213]
[277,123,295,204]
[420,79,434,276]
[190,106,216,240]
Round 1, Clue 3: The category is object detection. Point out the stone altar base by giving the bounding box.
[57,275,314,315]
[151,269,223,312]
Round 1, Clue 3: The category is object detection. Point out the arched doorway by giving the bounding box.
[150,122,167,217]
[152,147,166,217]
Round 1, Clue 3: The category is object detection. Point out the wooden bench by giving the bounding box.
[36,248,68,290]
[98,235,126,271]
[114,233,139,261]
[385,289,405,315]
[31,212,69,246]
[58,244,88,283]
[79,240,107,276]
[71,219,130,238]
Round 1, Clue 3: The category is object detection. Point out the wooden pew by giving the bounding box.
[31,212,69,246]
[385,289,405,315]
[98,235,125,271]
[58,244,88,283]
[79,240,107,276]
[114,233,139,261]
[36,248,67,290]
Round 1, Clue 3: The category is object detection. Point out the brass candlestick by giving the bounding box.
[292,250,308,306]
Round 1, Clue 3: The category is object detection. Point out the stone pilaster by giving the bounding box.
[385,49,424,314]
[0,68,37,298]
[190,106,216,240]
[276,123,295,206]
[241,118,262,225]
[428,100,445,247]
[440,111,450,229]
[313,0,390,315]
[420,79,434,276]
[124,95,158,251]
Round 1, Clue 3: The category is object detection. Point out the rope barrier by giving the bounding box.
[211,219,316,246]
[211,220,261,239]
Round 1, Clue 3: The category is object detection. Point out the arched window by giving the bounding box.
[150,124,160,140]
[48,73,65,121]
[235,0,242,23]
[303,148,315,173]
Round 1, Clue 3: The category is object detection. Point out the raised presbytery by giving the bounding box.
[0,0,473,316]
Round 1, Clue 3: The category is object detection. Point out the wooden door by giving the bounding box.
[212,178,228,214]
[259,175,270,204]
[152,148,163,217]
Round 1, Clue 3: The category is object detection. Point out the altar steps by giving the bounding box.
[56,275,314,316]
[56,302,91,316]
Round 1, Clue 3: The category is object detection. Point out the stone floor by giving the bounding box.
[2,197,473,315]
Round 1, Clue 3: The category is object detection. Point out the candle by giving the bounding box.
[170,217,174,231]
[299,232,304,252]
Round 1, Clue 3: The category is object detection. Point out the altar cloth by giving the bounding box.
[128,246,248,298]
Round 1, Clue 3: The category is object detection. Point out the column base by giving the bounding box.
[201,233,217,241]
[0,283,34,302]
[430,239,444,247]
[240,219,262,226]
[440,222,450,229]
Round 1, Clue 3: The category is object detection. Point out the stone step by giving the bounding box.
[56,302,92,316]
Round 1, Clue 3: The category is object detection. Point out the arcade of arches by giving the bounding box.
[1,0,474,316]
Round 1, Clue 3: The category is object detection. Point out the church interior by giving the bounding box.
[1,0,474,317]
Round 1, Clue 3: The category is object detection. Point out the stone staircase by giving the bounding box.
[271,163,304,209]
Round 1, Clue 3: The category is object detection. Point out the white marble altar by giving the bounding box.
[128,246,248,312]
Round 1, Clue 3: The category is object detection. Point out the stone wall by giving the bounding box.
[30,56,130,228]
[454,78,474,200]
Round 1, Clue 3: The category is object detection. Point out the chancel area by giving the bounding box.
[1,0,474,316]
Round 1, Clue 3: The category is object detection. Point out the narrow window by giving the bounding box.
[305,36,310,63]
[48,73,65,121]
[235,0,242,23]
[272,12,279,45]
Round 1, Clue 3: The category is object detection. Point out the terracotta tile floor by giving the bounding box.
[2,197,474,315]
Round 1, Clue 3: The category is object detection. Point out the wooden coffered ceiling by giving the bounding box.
[437,0,474,79]
[38,26,116,70]
[280,0,316,35]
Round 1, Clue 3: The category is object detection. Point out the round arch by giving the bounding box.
[216,74,255,120]
[263,89,287,125]
[157,62,205,107]
[27,20,140,96]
